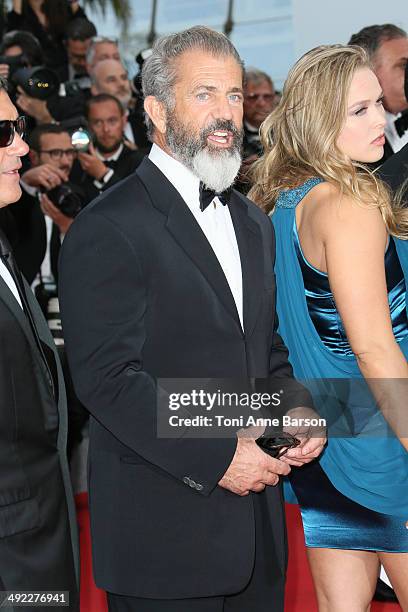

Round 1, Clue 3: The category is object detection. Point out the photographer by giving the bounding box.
[77,93,144,203]
[0,28,43,81]
[6,0,87,80]
[64,17,97,83]
[11,124,82,287]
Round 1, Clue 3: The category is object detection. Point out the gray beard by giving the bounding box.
[190,148,241,193]
[165,113,243,192]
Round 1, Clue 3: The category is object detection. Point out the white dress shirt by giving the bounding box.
[19,180,55,288]
[149,144,244,329]
[384,111,408,153]
[0,258,23,308]
[93,142,124,190]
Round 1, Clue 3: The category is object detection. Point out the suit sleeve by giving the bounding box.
[58,211,236,496]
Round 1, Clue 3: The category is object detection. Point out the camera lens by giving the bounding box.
[47,183,83,218]
[13,66,60,100]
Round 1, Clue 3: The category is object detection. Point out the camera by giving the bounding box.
[12,65,60,100]
[46,182,83,218]
[0,54,28,79]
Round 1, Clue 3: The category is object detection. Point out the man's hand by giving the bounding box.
[22,164,68,191]
[218,427,291,496]
[78,144,108,180]
[279,406,326,467]
[40,193,73,235]
[16,87,54,123]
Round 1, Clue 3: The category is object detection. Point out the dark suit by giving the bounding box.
[378,142,408,198]
[78,144,144,205]
[0,231,79,608]
[59,157,308,606]
[0,190,46,285]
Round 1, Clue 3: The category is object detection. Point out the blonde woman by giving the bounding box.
[250,45,408,611]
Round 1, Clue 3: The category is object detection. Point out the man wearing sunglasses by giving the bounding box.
[0,79,79,606]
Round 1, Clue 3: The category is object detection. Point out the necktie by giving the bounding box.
[394,112,408,138]
[104,159,117,170]
[199,182,232,212]
[0,229,57,399]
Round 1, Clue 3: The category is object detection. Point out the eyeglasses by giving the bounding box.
[0,116,25,148]
[245,93,275,103]
[40,148,77,161]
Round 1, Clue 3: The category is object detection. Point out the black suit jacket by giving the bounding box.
[0,190,46,285]
[59,157,309,598]
[79,144,145,205]
[0,245,79,604]
[378,142,408,198]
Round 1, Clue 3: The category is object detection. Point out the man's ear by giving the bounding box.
[144,96,167,135]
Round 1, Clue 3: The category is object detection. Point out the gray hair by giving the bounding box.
[244,67,274,89]
[142,25,244,141]
[348,24,407,60]
[89,58,127,88]
[86,37,119,67]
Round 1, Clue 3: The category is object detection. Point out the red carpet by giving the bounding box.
[284,503,402,611]
[75,495,402,611]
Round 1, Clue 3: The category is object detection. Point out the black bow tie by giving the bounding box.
[199,182,232,212]
[394,112,408,137]
[104,159,117,169]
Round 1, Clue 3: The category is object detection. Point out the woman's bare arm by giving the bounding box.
[319,191,408,450]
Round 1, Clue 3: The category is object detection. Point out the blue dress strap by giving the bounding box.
[275,177,323,209]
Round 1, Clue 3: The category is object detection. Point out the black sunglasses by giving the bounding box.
[0,116,26,148]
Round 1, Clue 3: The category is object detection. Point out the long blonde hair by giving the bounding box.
[249,44,408,238]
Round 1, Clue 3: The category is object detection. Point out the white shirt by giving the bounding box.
[20,180,55,288]
[93,143,124,190]
[384,111,408,153]
[124,119,135,144]
[0,258,23,309]
[149,143,244,329]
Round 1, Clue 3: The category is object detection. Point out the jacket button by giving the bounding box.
[182,476,190,485]
[196,483,204,491]
[189,479,196,488]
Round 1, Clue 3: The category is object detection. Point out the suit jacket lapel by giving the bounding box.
[228,193,264,337]
[0,276,55,398]
[137,158,242,330]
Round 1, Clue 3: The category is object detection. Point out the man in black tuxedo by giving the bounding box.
[89,59,150,152]
[379,142,408,196]
[0,80,79,606]
[59,26,324,612]
[77,93,144,203]
[10,124,78,286]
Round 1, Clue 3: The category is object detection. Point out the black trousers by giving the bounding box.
[107,492,285,612]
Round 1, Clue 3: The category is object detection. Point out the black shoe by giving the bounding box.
[373,577,398,603]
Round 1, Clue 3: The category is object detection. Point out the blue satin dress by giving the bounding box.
[272,178,408,551]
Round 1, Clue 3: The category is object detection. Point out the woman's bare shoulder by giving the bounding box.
[307,181,386,234]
